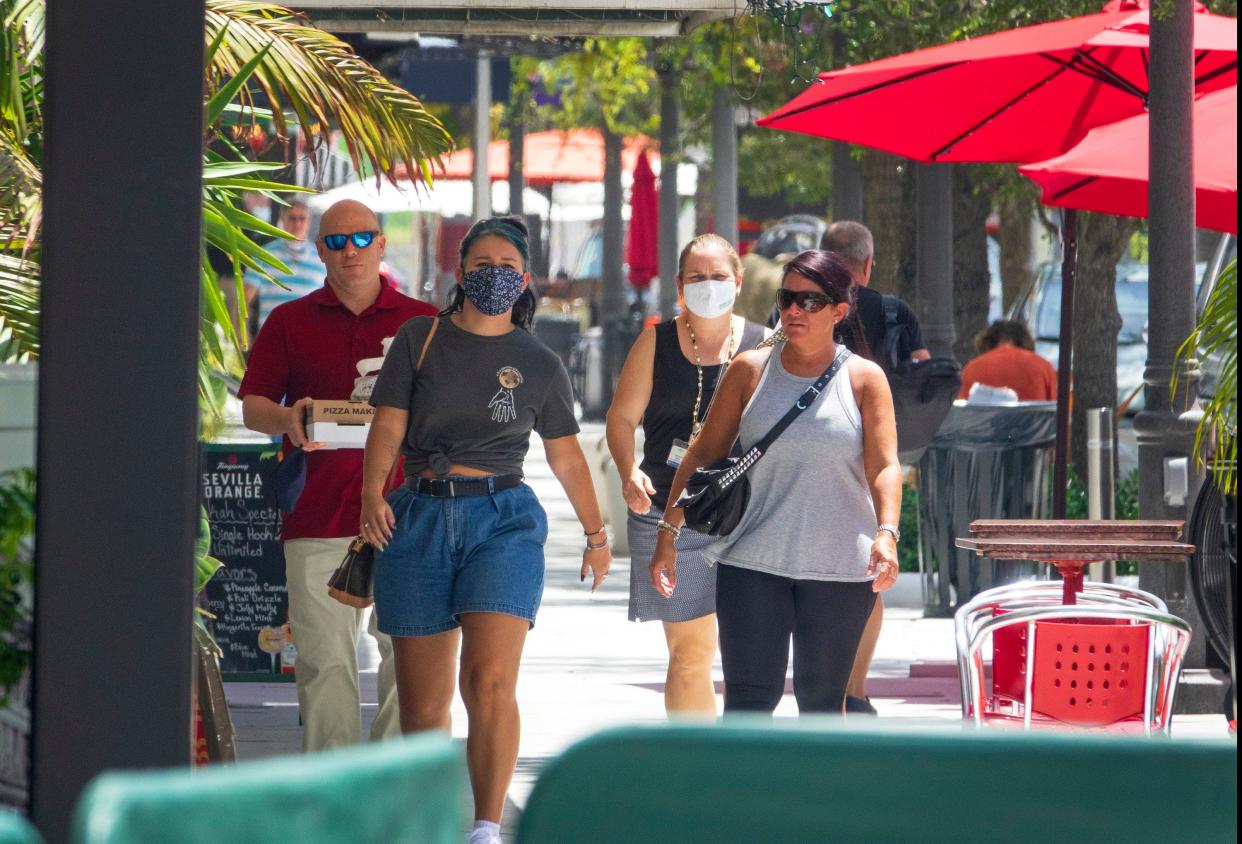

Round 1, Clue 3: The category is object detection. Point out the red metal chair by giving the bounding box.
[955,586,1191,734]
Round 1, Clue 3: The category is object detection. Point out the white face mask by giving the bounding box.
[682,280,736,318]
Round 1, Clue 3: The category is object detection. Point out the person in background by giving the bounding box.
[819,220,925,717]
[959,320,1057,401]
[361,216,611,844]
[607,234,768,718]
[247,198,327,328]
[239,199,438,751]
[651,249,901,716]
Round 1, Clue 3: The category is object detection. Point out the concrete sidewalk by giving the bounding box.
[224,424,1230,836]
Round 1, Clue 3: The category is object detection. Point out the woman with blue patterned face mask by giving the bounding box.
[361,216,611,844]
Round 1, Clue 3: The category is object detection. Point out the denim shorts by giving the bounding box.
[374,481,549,637]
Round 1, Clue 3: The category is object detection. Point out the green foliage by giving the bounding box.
[0,467,34,707]
[1176,258,1237,495]
[898,481,920,572]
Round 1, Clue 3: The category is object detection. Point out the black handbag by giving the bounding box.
[327,536,375,608]
[677,348,852,536]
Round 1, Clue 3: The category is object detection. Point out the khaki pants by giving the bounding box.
[284,537,400,751]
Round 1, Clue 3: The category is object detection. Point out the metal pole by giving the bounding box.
[1053,210,1077,519]
[472,53,492,220]
[658,62,681,320]
[599,122,626,412]
[914,162,955,359]
[1087,407,1116,582]
[1138,0,1204,659]
[711,87,738,245]
[34,1,203,840]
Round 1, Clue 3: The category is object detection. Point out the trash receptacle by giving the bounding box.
[569,327,607,421]
[532,314,580,371]
[917,401,1057,616]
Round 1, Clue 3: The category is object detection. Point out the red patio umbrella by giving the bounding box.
[1020,86,1237,235]
[758,0,1237,517]
[626,150,659,290]
[757,1,1236,164]
[419,129,660,186]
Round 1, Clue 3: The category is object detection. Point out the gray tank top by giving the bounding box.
[702,342,876,581]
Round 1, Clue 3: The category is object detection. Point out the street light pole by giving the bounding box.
[1139,0,1209,667]
[711,87,738,246]
[472,53,492,220]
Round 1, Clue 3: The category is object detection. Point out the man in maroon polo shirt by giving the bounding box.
[239,199,437,750]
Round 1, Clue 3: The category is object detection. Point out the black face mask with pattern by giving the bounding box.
[461,265,526,316]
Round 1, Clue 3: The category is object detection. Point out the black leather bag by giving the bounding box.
[879,295,961,457]
[327,536,375,608]
[677,349,852,537]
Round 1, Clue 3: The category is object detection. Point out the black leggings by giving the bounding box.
[716,564,877,715]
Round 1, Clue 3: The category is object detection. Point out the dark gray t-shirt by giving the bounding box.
[370,315,580,480]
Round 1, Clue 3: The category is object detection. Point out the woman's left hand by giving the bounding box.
[581,534,612,593]
[867,532,899,592]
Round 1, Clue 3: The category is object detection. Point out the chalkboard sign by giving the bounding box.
[201,444,293,680]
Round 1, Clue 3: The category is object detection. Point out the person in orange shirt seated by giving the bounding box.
[959,320,1057,401]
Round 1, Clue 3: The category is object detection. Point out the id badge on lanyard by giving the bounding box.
[666,438,690,469]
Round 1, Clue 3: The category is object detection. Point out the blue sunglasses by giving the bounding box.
[320,230,378,251]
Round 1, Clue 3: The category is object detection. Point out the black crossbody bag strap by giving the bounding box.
[719,348,852,488]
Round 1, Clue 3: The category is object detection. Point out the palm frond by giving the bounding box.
[1177,257,1237,495]
[0,252,38,362]
[204,1,453,184]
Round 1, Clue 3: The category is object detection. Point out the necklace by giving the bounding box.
[685,315,737,438]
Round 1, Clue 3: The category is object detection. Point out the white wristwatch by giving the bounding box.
[876,523,901,542]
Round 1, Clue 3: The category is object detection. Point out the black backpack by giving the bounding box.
[880,295,961,458]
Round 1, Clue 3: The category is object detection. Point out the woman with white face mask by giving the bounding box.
[606,234,769,717]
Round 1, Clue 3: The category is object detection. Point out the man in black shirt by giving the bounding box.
[822,220,929,368]
[819,220,927,717]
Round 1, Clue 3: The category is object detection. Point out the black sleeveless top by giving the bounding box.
[639,318,766,509]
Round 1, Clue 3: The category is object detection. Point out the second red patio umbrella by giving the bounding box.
[1020,86,1237,235]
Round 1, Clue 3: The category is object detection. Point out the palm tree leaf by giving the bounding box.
[204,1,452,185]
[0,252,38,361]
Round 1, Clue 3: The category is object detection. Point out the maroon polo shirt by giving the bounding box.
[238,280,439,540]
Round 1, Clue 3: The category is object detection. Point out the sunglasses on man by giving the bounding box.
[776,288,835,313]
[319,230,379,251]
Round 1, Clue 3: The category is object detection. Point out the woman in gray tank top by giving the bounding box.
[650,249,902,715]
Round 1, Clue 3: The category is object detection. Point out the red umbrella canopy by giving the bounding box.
[758,0,1237,164]
[626,150,659,288]
[417,129,659,186]
[1019,86,1237,235]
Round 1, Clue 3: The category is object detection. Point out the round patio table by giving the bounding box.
[956,519,1195,605]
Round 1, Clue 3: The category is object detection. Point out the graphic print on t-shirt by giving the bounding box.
[489,366,523,423]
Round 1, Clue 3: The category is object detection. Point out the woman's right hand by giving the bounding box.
[622,467,657,514]
[360,491,395,549]
[649,532,678,598]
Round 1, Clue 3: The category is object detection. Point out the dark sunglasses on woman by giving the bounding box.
[776,288,834,313]
[319,230,379,251]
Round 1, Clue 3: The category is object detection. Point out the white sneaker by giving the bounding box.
[467,827,502,844]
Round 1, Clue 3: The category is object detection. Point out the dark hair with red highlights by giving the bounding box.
[782,249,872,360]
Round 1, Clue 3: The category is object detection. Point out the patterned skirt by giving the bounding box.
[627,508,717,623]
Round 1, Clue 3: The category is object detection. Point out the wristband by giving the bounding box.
[584,526,606,537]
[656,519,682,541]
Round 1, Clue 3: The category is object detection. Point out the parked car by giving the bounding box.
[1007,239,1227,414]
[750,214,827,260]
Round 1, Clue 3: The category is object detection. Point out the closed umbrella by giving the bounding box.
[626,150,659,292]
[1020,86,1237,235]
[758,0,1237,516]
